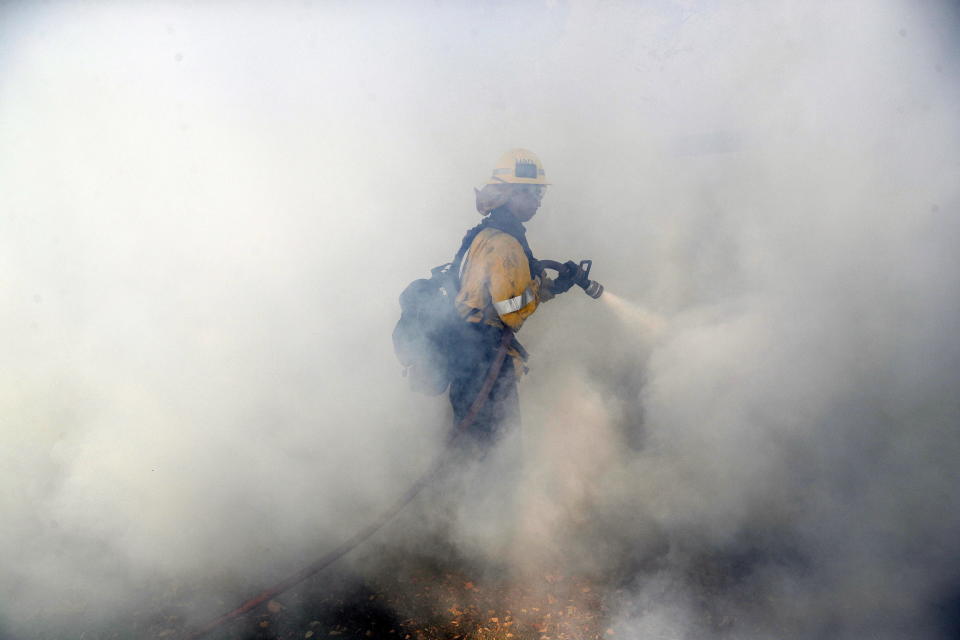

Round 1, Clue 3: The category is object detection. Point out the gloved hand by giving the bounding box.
[551,260,579,294]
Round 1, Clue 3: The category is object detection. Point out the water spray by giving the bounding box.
[601,291,668,336]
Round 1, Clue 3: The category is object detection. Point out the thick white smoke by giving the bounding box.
[1,1,958,638]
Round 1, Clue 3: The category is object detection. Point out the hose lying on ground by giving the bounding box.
[184,329,515,640]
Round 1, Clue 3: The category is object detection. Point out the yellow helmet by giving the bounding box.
[486,148,549,186]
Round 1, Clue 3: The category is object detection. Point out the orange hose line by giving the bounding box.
[183,329,514,640]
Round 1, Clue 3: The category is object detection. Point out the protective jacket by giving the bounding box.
[447,207,549,442]
[453,208,552,371]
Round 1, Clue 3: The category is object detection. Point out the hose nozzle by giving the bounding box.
[539,259,605,300]
[574,260,603,300]
[582,279,604,299]
[574,260,604,299]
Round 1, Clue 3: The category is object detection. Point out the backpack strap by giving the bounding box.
[450,207,541,288]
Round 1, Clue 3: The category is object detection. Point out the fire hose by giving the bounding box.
[183,328,515,640]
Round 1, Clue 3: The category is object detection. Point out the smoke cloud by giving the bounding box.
[1,1,958,638]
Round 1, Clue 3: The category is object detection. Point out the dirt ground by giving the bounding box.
[166,559,619,640]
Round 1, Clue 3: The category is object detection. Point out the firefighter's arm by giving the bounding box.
[486,234,540,330]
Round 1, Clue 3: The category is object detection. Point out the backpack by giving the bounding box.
[392,262,462,395]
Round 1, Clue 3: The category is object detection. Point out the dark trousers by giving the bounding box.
[448,323,519,447]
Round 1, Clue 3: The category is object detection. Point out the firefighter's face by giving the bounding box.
[507,184,546,222]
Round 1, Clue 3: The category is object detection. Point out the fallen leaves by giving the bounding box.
[144,564,612,640]
[382,569,608,640]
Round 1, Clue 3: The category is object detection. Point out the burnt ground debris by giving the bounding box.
[13,530,959,640]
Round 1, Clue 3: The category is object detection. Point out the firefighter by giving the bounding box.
[448,149,576,446]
